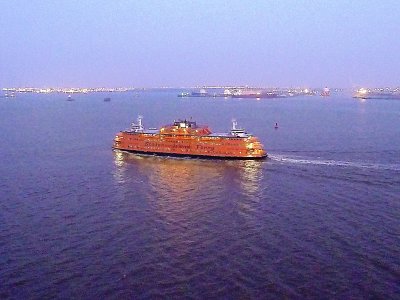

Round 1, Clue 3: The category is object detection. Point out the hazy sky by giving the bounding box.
[1,0,399,88]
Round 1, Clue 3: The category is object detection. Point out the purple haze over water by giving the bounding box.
[1,1,400,87]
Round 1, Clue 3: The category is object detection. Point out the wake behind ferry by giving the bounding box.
[113,116,267,159]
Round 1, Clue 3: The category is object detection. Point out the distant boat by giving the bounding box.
[104,97,111,102]
[191,89,209,97]
[1,92,16,98]
[223,89,232,97]
[178,92,190,97]
[67,94,74,101]
[302,88,317,96]
[320,87,330,97]
[231,89,285,99]
[177,89,209,97]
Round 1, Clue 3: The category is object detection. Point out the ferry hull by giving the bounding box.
[113,148,267,160]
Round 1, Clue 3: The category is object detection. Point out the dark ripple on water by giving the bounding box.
[1,150,399,298]
[1,95,400,298]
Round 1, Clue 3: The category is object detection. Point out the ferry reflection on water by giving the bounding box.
[113,150,264,209]
[112,151,266,276]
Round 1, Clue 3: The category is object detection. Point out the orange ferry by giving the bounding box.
[113,116,267,159]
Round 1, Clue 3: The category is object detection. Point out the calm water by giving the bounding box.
[1,91,399,299]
